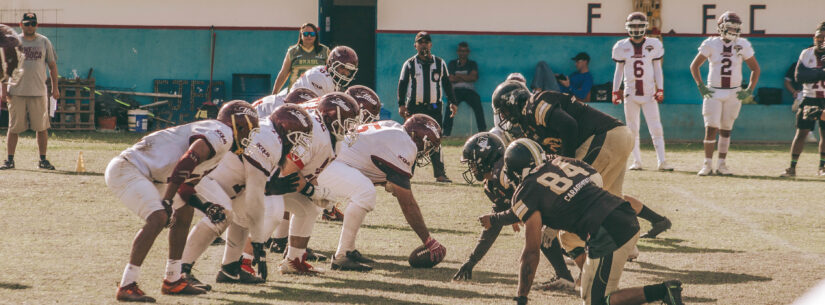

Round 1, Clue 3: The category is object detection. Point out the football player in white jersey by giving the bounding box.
[781,22,825,177]
[612,12,672,171]
[690,11,760,176]
[252,87,318,119]
[275,46,359,97]
[178,104,314,289]
[104,101,257,302]
[320,114,447,271]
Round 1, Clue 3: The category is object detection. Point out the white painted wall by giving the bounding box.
[0,0,318,27]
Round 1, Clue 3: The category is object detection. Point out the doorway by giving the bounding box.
[321,0,377,89]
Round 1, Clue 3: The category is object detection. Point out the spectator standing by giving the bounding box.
[397,31,458,183]
[1,13,59,170]
[559,52,594,102]
[271,22,330,95]
[445,42,486,135]
[786,60,817,142]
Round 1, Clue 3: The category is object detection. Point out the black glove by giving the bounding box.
[188,195,226,224]
[453,261,475,281]
[161,199,176,228]
[265,169,300,195]
[513,296,528,305]
[251,242,268,280]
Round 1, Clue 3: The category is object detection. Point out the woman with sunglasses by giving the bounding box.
[272,23,330,95]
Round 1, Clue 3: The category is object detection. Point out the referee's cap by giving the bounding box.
[415,31,431,43]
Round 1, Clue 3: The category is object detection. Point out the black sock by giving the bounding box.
[638,206,665,223]
[40,155,46,161]
[819,153,825,168]
[643,283,667,302]
[791,154,800,168]
[540,239,574,282]
[7,155,13,161]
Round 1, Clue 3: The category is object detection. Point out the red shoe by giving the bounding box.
[279,253,325,275]
[241,258,256,276]
[116,282,156,302]
[322,206,344,222]
[161,278,206,295]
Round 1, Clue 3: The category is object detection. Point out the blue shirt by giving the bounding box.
[560,71,593,101]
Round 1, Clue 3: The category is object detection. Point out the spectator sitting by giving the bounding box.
[559,52,594,102]
[445,42,486,135]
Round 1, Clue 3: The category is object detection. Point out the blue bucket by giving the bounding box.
[128,109,150,132]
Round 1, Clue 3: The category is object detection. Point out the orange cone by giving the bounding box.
[76,151,86,173]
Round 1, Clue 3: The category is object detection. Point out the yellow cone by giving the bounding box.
[76,151,86,173]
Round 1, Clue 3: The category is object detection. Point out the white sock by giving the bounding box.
[242,252,254,261]
[653,137,666,164]
[273,217,291,239]
[704,158,712,165]
[335,205,369,258]
[222,222,247,265]
[286,246,306,261]
[718,158,726,166]
[181,221,218,265]
[120,264,140,287]
[718,136,730,155]
[164,259,181,282]
[631,136,642,164]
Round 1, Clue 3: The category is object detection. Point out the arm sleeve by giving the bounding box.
[740,40,755,59]
[698,39,712,57]
[612,62,624,92]
[372,156,412,189]
[547,109,579,158]
[466,223,503,265]
[441,60,457,105]
[653,59,664,90]
[397,62,410,108]
[45,38,57,64]
[491,208,521,226]
[796,60,825,83]
[572,74,593,100]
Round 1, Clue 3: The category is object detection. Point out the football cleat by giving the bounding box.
[818,167,825,177]
[38,159,55,170]
[280,253,326,275]
[532,276,576,293]
[628,161,643,171]
[658,161,674,171]
[627,245,640,261]
[662,280,685,305]
[331,252,373,272]
[0,159,13,170]
[215,260,265,284]
[697,164,713,176]
[641,218,672,239]
[161,278,206,295]
[116,282,156,303]
[322,206,344,222]
[305,248,328,262]
[268,237,288,253]
[435,175,453,183]
[715,163,733,176]
[241,258,256,276]
[780,167,796,177]
[345,249,375,264]
[184,273,211,292]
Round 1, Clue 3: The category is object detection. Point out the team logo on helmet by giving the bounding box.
[542,137,562,154]
[356,92,378,105]
[425,122,440,139]
[289,110,309,127]
[477,137,490,151]
[330,97,351,112]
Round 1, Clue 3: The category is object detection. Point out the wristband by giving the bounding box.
[299,183,315,197]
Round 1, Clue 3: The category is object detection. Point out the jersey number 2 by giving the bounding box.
[536,162,589,195]
[721,58,733,88]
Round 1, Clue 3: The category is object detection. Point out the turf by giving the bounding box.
[1,131,824,304]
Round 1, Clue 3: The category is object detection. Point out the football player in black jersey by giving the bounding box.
[453,132,577,292]
[492,81,672,239]
[481,139,683,305]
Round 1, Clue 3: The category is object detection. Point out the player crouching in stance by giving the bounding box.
[319,113,447,271]
[482,139,684,305]
[612,12,672,171]
[454,132,577,293]
[781,22,825,177]
[105,101,258,302]
[690,11,760,176]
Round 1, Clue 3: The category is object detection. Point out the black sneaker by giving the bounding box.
[662,280,684,305]
[331,253,373,271]
[268,237,288,253]
[641,218,672,239]
[38,159,55,170]
[184,273,212,291]
[346,250,375,264]
[306,248,327,262]
[0,159,14,170]
[215,260,264,284]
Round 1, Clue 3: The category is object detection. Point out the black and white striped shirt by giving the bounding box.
[397,55,456,107]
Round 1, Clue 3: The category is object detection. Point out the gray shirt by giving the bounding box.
[10,33,56,96]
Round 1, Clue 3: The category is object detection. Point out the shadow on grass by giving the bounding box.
[628,261,771,285]
[665,169,825,183]
[0,282,31,290]
[360,223,477,236]
[364,253,517,285]
[309,277,509,300]
[11,168,103,176]
[637,238,740,254]
[222,285,434,305]
[5,130,144,145]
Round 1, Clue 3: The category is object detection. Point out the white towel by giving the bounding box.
[49,97,57,118]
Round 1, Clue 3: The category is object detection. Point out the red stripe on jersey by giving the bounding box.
[721,77,731,89]
[287,153,305,169]
[817,91,824,98]
[632,40,644,57]
[722,45,732,53]
[635,79,644,96]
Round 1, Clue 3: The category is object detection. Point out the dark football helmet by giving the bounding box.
[217,100,260,155]
[284,87,318,104]
[461,132,505,184]
[717,11,742,41]
[625,12,648,39]
[491,80,530,133]
[345,85,382,123]
[403,114,442,167]
[505,72,526,84]
[317,92,361,145]
[327,46,359,91]
[269,104,313,159]
[0,24,23,85]
[503,138,546,186]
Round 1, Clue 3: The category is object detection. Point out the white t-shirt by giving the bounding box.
[698,36,755,89]
[798,47,825,98]
[336,120,417,184]
[120,120,233,183]
[612,37,664,96]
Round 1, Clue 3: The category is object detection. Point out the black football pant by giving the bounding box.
[443,88,487,136]
[408,103,446,178]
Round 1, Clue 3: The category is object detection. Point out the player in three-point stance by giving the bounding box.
[690,11,760,176]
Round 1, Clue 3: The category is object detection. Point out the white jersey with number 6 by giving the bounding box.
[612,37,664,97]
[698,36,755,89]
[798,47,825,98]
[335,120,418,184]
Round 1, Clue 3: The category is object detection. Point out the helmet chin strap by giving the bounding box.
[231,115,254,155]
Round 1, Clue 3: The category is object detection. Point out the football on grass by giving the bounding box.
[408,245,442,268]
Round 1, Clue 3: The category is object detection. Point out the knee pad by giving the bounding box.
[350,185,377,212]
[289,214,317,237]
[558,231,586,254]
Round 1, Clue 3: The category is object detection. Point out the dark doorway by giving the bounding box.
[324,0,376,89]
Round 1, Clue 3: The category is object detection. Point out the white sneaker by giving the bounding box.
[533,276,577,293]
[628,161,643,171]
[697,164,713,176]
[657,161,674,171]
[716,163,733,176]
[279,254,325,275]
[627,245,640,261]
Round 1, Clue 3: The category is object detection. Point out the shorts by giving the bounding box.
[702,88,741,130]
[8,95,50,133]
[796,97,825,130]
[575,126,633,197]
[580,230,639,305]
[104,156,185,221]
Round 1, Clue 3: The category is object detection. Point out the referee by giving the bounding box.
[398,31,458,183]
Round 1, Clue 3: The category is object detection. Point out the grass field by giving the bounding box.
[1,131,825,304]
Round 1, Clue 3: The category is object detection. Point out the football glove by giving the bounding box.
[424,236,446,263]
[611,90,623,104]
[654,89,664,103]
[265,169,300,195]
[453,261,475,281]
[161,199,176,228]
[737,88,754,103]
[188,195,226,224]
[803,105,824,121]
[697,84,715,98]
[251,242,268,280]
